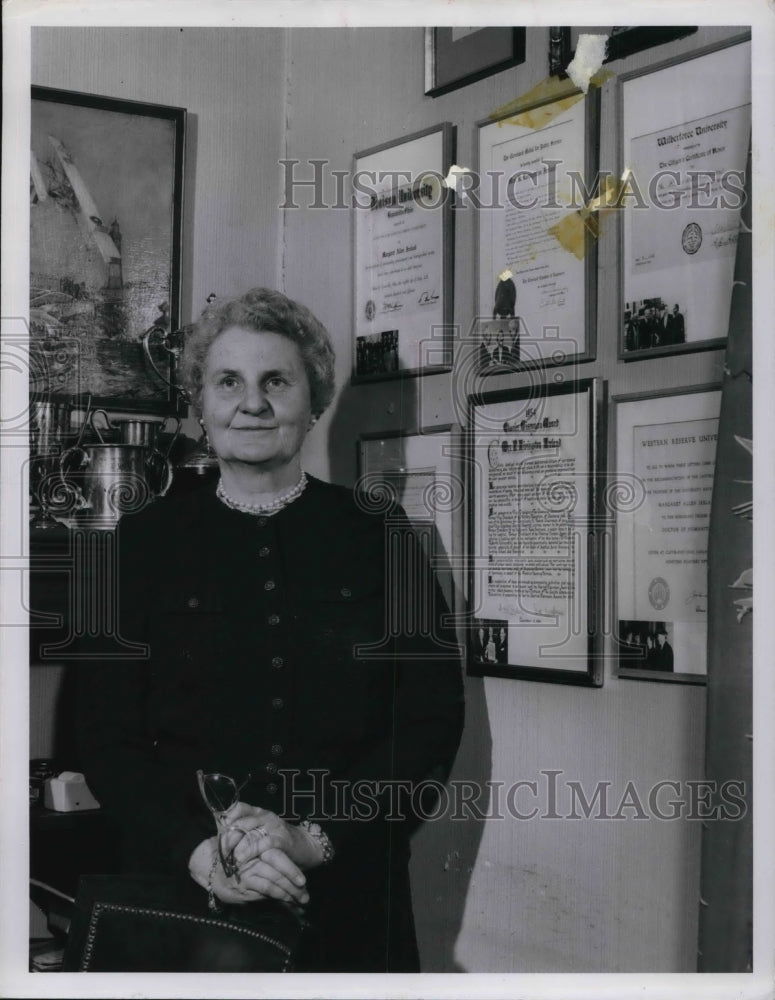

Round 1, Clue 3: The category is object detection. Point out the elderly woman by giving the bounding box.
[77,287,464,972]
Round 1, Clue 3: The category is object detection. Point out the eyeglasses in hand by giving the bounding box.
[196,769,251,879]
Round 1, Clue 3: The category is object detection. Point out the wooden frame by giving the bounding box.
[476,87,599,375]
[30,87,185,413]
[352,123,455,383]
[467,378,605,686]
[425,27,526,97]
[613,384,722,684]
[618,35,751,361]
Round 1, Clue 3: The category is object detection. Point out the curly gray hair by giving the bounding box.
[180,287,336,416]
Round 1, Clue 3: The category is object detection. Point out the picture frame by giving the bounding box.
[548,27,698,77]
[476,86,599,375]
[425,27,526,98]
[30,86,186,413]
[618,36,751,361]
[357,425,463,617]
[613,384,722,684]
[352,123,455,383]
[467,378,605,686]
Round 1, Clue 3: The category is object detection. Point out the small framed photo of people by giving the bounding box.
[476,83,599,372]
[613,384,722,683]
[619,35,751,360]
[467,378,606,686]
[352,123,455,383]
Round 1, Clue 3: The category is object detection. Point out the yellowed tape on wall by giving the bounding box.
[490,70,613,129]
[549,173,634,259]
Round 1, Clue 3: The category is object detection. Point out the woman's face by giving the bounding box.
[202,326,312,470]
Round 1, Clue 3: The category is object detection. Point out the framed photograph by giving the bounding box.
[476,86,599,375]
[548,27,698,76]
[613,384,722,683]
[467,378,605,686]
[30,87,186,412]
[619,36,751,360]
[353,123,455,382]
[358,425,462,616]
[425,27,526,97]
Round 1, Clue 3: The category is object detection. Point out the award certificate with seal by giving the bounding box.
[353,123,454,381]
[620,37,750,358]
[615,386,721,681]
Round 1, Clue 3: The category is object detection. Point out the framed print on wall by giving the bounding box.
[353,123,455,383]
[30,87,185,412]
[619,36,751,360]
[425,27,526,97]
[467,378,605,686]
[613,384,722,683]
[476,86,599,376]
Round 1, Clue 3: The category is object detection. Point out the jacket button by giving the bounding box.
[271,697,284,710]
[264,580,276,591]
[271,744,283,756]
[266,782,278,795]
[340,587,352,598]
[257,516,268,528]
[259,546,270,557]
[187,596,199,608]
[265,762,278,775]
[268,614,280,625]
[271,656,284,669]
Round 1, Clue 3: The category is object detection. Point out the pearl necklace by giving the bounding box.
[216,471,308,516]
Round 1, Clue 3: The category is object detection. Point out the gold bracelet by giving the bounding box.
[299,819,335,864]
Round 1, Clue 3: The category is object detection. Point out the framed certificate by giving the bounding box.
[613,385,722,683]
[353,124,455,382]
[357,426,463,617]
[619,36,751,359]
[467,379,605,686]
[476,87,599,375]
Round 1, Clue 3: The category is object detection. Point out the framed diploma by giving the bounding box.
[353,124,455,382]
[467,379,605,686]
[476,89,599,375]
[619,36,751,360]
[357,425,462,616]
[613,385,721,683]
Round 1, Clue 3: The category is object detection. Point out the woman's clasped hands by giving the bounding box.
[189,802,327,907]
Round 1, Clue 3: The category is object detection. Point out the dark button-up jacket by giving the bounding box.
[77,476,464,970]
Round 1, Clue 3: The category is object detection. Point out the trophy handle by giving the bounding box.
[146,451,174,498]
[58,446,91,511]
[72,393,94,449]
[158,415,182,460]
[142,324,177,390]
[88,408,115,444]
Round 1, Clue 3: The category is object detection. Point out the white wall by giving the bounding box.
[30,23,740,972]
